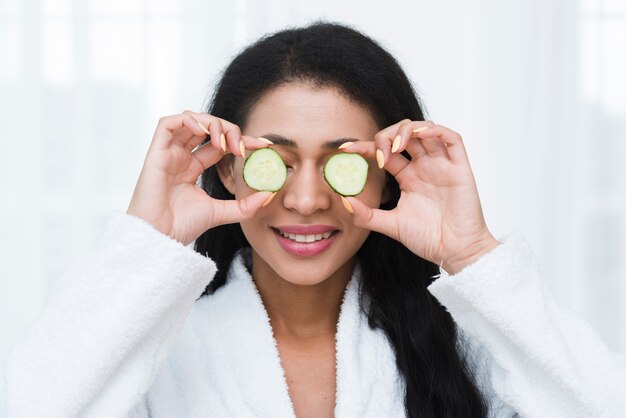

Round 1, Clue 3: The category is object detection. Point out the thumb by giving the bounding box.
[342,196,399,241]
[212,191,274,227]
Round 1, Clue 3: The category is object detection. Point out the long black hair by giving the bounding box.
[194,21,488,417]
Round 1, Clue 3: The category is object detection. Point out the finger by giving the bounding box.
[191,112,252,158]
[415,125,469,164]
[234,135,271,160]
[376,118,412,141]
[419,137,449,158]
[395,120,434,159]
[153,114,201,150]
[241,135,273,154]
[383,152,411,177]
[183,110,210,138]
[404,139,428,160]
[221,122,244,157]
[211,191,275,227]
[209,118,227,153]
[185,111,211,140]
[393,120,433,154]
[342,196,399,241]
[186,112,225,153]
[191,141,226,173]
[337,140,376,158]
[374,119,412,168]
[183,110,211,139]
[179,112,211,150]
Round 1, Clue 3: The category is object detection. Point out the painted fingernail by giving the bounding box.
[391,135,401,153]
[341,196,354,214]
[239,141,246,158]
[257,137,274,145]
[196,119,210,136]
[262,192,277,207]
[413,126,430,133]
[376,149,385,169]
[338,141,355,150]
[220,133,227,152]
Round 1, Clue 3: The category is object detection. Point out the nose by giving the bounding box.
[281,161,332,216]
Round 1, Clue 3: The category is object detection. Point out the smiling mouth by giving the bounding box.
[271,228,339,243]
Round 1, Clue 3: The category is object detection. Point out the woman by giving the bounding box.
[4,22,625,418]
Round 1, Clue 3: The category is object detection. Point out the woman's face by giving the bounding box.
[219,82,387,286]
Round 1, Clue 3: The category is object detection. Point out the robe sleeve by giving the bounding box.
[428,232,626,418]
[2,212,217,418]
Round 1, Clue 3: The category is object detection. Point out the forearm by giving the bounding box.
[4,212,216,418]
[429,232,626,417]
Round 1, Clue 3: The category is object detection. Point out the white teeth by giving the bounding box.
[279,230,333,243]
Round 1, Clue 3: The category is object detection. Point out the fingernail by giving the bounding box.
[413,126,430,133]
[262,192,277,207]
[257,137,274,145]
[391,135,401,153]
[341,196,354,214]
[239,141,246,158]
[220,133,227,152]
[376,149,385,169]
[338,141,355,150]
[196,120,211,136]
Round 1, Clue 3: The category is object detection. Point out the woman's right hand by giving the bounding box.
[126,111,273,246]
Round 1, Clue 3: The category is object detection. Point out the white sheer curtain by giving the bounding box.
[1,0,625,374]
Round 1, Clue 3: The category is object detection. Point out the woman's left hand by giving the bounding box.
[341,120,499,275]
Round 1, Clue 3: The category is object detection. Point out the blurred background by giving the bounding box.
[1,0,625,373]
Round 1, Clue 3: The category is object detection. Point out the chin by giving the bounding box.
[281,274,331,287]
[267,260,346,287]
[248,244,358,288]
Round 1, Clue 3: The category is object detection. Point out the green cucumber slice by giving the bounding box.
[242,148,287,192]
[324,153,368,196]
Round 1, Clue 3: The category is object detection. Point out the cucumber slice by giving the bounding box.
[242,148,287,192]
[324,153,369,196]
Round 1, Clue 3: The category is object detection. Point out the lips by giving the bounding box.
[271,225,340,257]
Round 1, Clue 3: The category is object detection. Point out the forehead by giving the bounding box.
[244,83,379,150]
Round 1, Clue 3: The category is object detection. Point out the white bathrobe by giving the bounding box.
[2,213,626,417]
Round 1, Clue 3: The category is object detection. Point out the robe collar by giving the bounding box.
[203,249,405,417]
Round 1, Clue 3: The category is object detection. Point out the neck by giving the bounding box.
[250,252,355,340]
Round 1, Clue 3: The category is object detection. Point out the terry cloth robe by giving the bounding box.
[2,212,626,417]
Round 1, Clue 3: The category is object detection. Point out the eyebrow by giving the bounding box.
[260,134,362,150]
